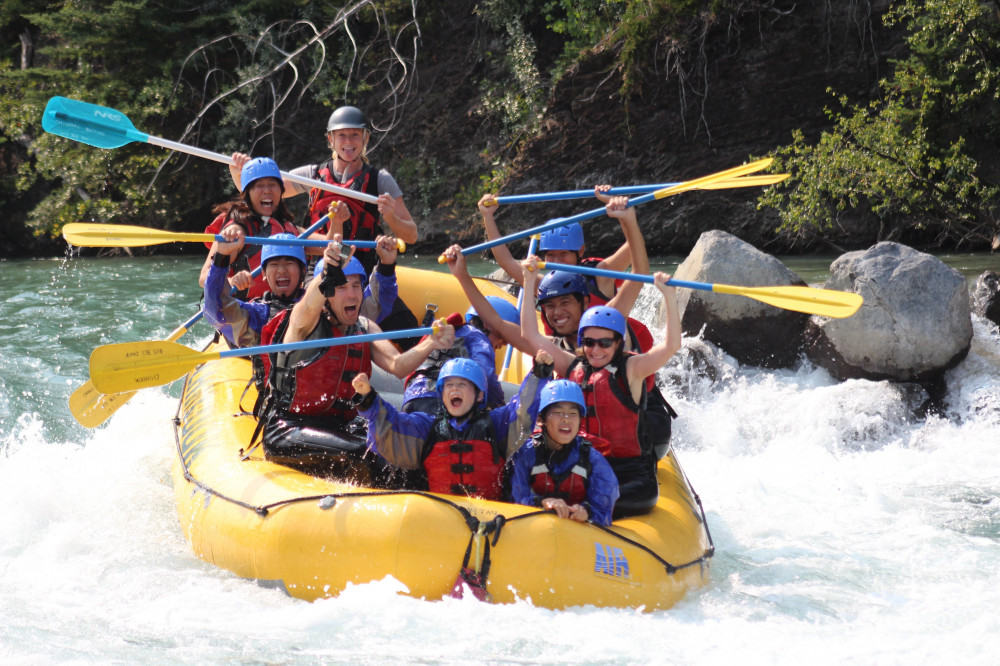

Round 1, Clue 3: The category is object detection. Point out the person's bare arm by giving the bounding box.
[228,152,250,192]
[603,195,649,319]
[599,242,632,273]
[369,319,455,378]
[301,201,352,256]
[284,239,354,343]
[625,272,681,394]
[479,194,525,285]
[378,194,418,243]
[199,224,251,291]
[520,256,576,377]
[442,244,534,354]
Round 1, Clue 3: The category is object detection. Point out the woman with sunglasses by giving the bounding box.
[519,255,682,517]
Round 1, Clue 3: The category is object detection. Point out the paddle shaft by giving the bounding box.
[446,158,773,260]
[67,213,332,427]
[536,261,863,318]
[212,233,381,248]
[150,132,376,203]
[220,327,436,360]
[454,194,652,259]
[537,261,690,289]
[43,97,378,204]
[183,213,333,330]
[133,213,330,342]
[90,326,438,394]
[492,175,787,205]
[495,184,681,205]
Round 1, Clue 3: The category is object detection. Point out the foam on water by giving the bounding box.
[2,258,1000,663]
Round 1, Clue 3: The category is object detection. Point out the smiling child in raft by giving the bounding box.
[351,351,554,500]
[508,379,619,526]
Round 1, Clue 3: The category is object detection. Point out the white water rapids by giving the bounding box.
[1,255,998,664]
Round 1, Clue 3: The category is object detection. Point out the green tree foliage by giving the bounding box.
[758,0,1000,249]
[0,0,420,242]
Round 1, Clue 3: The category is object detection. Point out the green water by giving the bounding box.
[1,250,997,444]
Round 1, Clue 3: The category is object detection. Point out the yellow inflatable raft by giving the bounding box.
[171,267,713,610]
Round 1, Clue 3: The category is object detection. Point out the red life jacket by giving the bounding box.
[309,162,380,233]
[421,411,505,500]
[549,317,655,391]
[204,211,299,300]
[309,162,382,274]
[259,309,372,421]
[566,353,645,459]
[529,435,593,505]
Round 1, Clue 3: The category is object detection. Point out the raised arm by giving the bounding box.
[520,256,576,377]
[442,244,534,355]
[479,194,525,285]
[601,194,649,318]
[284,239,353,343]
[369,318,455,378]
[624,272,681,393]
[228,151,250,192]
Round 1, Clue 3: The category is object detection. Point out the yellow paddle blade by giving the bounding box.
[67,382,138,428]
[69,323,192,428]
[652,158,773,199]
[63,223,213,248]
[90,340,220,395]
[702,173,789,189]
[713,284,863,319]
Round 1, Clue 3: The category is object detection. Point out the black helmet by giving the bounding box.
[326,106,368,132]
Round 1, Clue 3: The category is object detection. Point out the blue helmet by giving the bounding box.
[538,221,584,253]
[240,157,284,194]
[260,234,306,269]
[536,270,588,306]
[539,380,586,414]
[577,305,626,346]
[466,296,519,326]
[436,358,487,397]
[312,256,367,283]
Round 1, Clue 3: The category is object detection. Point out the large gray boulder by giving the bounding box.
[972,271,1000,327]
[805,242,972,382]
[671,230,809,368]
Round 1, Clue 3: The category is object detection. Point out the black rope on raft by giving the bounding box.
[173,366,713,575]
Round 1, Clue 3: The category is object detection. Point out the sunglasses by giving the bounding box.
[580,337,616,349]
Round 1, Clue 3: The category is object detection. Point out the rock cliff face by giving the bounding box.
[392,0,903,258]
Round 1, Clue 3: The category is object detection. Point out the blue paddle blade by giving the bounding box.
[42,96,149,149]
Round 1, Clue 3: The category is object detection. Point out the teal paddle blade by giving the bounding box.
[42,96,150,149]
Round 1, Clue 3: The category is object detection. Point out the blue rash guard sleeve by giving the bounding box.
[489,369,548,459]
[583,446,620,526]
[362,263,398,325]
[358,394,435,470]
[463,328,504,408]
[204,262,271,348]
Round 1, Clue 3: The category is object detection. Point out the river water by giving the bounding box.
[2,252,999,664]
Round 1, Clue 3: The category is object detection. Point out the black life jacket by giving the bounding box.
[248,290,302,405]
